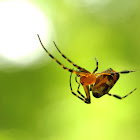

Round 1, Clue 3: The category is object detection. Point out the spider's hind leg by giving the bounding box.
[107,88,137,99]
[117,70,136,74]
[95,69,136,77]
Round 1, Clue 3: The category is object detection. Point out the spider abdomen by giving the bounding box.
[91,68,120,98]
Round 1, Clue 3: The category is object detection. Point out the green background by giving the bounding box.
[0,0,140,140]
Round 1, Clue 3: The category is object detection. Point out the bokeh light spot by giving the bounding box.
[0,1,51,68]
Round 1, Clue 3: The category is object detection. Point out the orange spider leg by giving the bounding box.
[82,85,91,103]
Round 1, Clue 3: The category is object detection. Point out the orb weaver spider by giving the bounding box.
[37,34,136,104]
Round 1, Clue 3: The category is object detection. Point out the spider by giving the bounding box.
[37,34,136,104]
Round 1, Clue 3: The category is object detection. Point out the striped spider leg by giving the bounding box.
[37,34,91,77]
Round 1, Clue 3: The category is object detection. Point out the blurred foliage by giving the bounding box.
[0,0,140,140]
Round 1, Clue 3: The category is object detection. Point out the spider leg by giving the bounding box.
[115,70,136,74]
[75,75,86,98]
[82,85,91,103]
[53,41,83,70]
[93,57,98,73]
[77,83,86,98]
[107,88,137,99]
[37,34,90,77]
[95,70,136,76]
[75,75,80,84]
[53,41,91,74]
[70,72,90,104]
